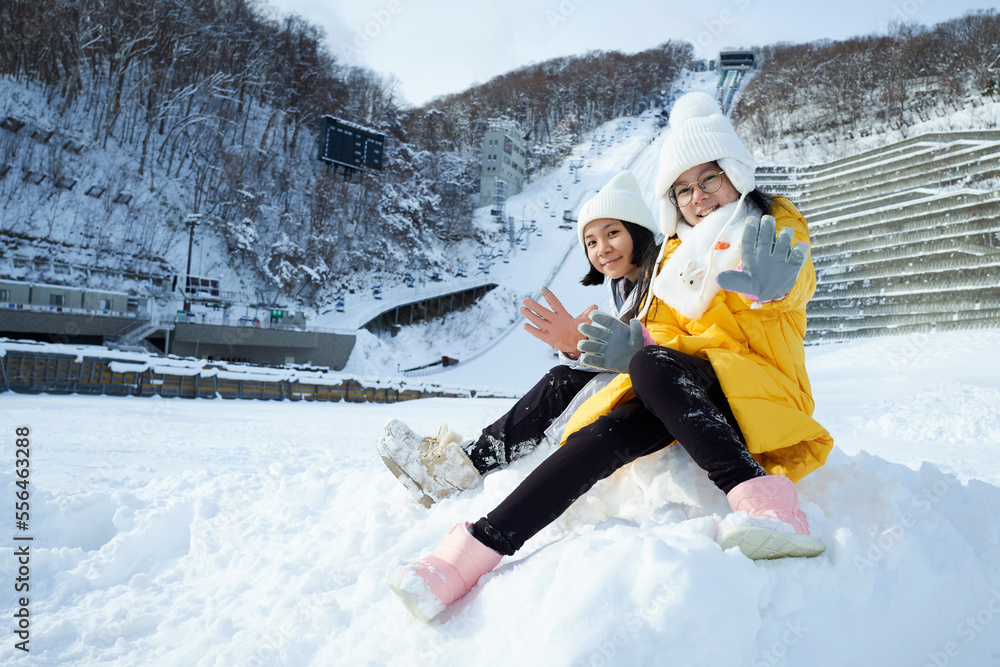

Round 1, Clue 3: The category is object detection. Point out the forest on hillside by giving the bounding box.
[733,10,1000,154]
[1,0,424,300]
[411,42,693,171]
[1,1,997,304]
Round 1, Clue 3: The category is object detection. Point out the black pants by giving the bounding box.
[462,364,598,475]
[472,346,766,556]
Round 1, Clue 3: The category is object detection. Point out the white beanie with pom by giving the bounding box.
[654,92,756,238]
[577,170,660,249]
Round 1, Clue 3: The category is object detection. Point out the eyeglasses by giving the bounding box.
[667,170,726,207]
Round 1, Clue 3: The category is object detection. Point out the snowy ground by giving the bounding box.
[2,326,1000,666]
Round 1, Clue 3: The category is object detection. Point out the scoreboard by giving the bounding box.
[319,116,385,173]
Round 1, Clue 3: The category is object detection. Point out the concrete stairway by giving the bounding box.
[755,131,1000,343]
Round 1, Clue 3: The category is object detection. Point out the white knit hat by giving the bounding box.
[577,170,660,249]
[654,92,756,238]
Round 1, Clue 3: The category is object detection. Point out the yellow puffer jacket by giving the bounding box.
[560,197,833,483]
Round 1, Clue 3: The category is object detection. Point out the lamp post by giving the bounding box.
[183,214,201,312]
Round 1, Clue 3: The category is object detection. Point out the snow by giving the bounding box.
[751,98,1000,168]
[2,328,1000,666]
[2,70,1000,665]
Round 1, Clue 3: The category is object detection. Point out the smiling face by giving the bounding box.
[672,162,741,226]
[582,218,640,282]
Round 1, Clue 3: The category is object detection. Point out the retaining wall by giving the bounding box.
[0,348,508,402]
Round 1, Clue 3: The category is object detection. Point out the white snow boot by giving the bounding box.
[376,421,482,508]
[384,418,422,450]
[717,475,826,560]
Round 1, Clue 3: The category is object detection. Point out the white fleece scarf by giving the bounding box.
[651,197,756,320]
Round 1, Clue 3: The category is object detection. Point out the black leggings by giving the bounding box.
[462,364,598,475]
[472,345,766,556]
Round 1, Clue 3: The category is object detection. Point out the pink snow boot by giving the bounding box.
[717,475,826,560]
[387,523,503,622]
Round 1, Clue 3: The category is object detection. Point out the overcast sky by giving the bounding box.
[264,0,995,107]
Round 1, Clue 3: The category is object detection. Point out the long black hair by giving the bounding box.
[580,220,662,322]
[746,189,774,217]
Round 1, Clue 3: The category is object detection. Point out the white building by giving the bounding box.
[478,119,526,209]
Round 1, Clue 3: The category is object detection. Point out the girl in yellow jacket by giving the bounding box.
[387,93,834,623]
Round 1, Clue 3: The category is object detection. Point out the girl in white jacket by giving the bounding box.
[375,170,663,507]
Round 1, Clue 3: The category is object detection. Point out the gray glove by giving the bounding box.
[576,310,648,374]
[716,215,810,303]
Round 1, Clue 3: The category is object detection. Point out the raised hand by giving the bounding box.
[576,310,650,374]
[717,215,810,304]
[521,286,598,356]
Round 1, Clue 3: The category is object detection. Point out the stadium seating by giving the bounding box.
[755,130,1000,343]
